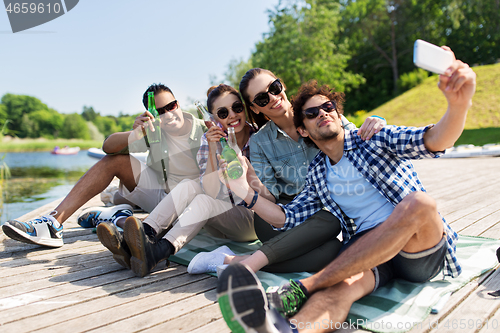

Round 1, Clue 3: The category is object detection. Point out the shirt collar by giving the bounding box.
[343,129,359,151]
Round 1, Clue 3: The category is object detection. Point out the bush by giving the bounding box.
[397,68,429,92]
[61,113,90,139]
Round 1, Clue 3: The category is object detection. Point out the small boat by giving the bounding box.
[51,146,81,155]
[87,147,148,163]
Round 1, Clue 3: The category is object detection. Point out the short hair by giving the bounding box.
[142,83,173,109]
[292,80,345,147]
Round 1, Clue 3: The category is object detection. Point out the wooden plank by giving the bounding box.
[189,317,232,333]
[0,254,119,287]
[1,274,215,333]
[481,219,500,239]
[82,289,218,333]
[478,306,500,333]
[426,269,500,333]
[460,211,500,237]
[0,246,111,278]
[143,302,223,332]
[446,203,500,232]
[0,263,182,322]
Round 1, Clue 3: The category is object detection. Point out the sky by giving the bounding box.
[0,0,280,116]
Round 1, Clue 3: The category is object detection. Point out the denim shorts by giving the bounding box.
[340,228,447,291]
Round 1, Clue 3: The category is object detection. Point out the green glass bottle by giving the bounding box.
[219,137,243,179]
[147,91,161,144]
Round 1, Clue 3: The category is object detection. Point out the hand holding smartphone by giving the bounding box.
[413,39,454,75]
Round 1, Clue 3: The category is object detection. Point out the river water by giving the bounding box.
[0,150,98,225]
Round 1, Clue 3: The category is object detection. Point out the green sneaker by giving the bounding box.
[266,280,308,317]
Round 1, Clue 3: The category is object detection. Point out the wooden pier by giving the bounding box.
[1,156,500,333]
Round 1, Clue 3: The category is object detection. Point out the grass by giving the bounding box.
[0,138,103,152]
[361,63,500,146]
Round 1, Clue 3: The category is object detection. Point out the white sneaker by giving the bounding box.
[187,245,235,274]
[77,204,133,228]
[2,213,64,248]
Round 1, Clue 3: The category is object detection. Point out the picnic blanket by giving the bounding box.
[170,232,500,333]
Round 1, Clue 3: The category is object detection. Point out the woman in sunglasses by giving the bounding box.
[192,68,386,274]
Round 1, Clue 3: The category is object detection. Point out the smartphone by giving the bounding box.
[413,39,453,75]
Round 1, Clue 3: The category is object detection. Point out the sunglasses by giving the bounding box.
[251,78,283,107]
[216,101,245,119]
[303,100,337,119]
[156,100,178,115]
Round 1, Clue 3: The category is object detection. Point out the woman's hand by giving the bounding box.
[205,125,226,143]
[358,116,386,141]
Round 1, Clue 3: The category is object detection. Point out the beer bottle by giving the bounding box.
[219,137,243,179]
[146,92,161,145]
[227,127,241,155]
[195,101,216,129]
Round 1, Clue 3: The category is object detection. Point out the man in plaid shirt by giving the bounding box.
[217,47,477,333]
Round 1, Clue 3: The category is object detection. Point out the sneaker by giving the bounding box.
[217,263,293,333]
[124,216,171,277]
[216,264,229,278]
[187,245,235,274]
[96,222,131,269]
[267,280,308,318]
[77,204,133,228]
[2,214,63,248]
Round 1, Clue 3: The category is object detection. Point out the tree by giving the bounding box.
[93,115,119,137]
[81,106,99,122]
[1,94,50,137]
[250,0,365,98]
[61,113,90,139]
[29,109,64,138]
[224,57,253,89]
[339,0,447,109]
[443,0,500,65]
[0,105,7,128]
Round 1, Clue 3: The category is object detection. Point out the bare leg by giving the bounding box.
[223,254,251,265]
[230,250,269,272]
[291,271,375,333]
[301,192,444,294]
[52,155,140,224]
[223,250,270,272]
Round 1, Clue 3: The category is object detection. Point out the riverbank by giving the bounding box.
[0,136,103,152]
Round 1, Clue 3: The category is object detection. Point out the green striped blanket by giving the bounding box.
[170,232,500,333]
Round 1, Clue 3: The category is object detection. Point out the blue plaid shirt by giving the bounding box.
[279,125,461,278]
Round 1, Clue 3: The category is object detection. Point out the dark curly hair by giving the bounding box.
[292,80,345,147]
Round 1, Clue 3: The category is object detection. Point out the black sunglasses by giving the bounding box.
[156,100,178,115]
[303,100,337,119]
[251,78,283,107]
[216,101,244,119]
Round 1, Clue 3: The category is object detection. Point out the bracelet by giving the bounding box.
[245,190,259,209]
